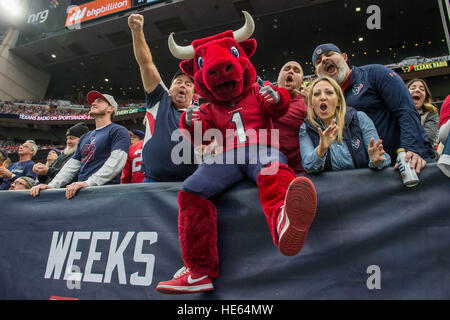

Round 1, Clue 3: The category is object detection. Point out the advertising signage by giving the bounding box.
[398,60,449,73]
[65,0,131,27]
[65,0,164,27]
[17,0,71,45]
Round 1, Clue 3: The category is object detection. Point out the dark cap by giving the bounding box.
[171,69,193,85]
[312,43,343,66]
[66,122,90,138]
[131,129,145,140]
[50,148,61,157]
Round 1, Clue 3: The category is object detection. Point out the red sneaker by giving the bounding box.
[156,267,213,294]
[276,176,317,256]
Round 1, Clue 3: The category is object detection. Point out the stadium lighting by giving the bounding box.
[0,0,23,17]
[51,54,56,58]
[358,37,364,42]
[355,7,361,12]
[105,78,109,82]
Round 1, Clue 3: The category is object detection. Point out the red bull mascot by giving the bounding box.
[156,11,318,294]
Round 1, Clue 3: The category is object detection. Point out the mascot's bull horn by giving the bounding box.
[168,11,255,60]
[232,11,255,44]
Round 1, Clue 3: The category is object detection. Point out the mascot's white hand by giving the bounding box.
[259,85,280,104]
[185,105,201,127]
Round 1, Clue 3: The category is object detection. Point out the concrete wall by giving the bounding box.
[0,28,50,101]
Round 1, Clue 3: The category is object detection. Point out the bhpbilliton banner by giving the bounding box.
[65,0,131,27]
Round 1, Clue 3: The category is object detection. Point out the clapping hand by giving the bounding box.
[33,163,49,175]
[317,119,339,157]
[368,138,386,167]
[0,167,12,179]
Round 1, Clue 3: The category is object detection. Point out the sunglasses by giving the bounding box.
[12,180,28,187]
[20,144,33,150]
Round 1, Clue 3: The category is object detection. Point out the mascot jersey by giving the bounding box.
[180,84,289,151]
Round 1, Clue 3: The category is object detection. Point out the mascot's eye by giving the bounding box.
[230,46,239,58]
[197,56,204,69]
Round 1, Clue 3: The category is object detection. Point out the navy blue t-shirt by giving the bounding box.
[344,64,435,163]
[0,160,36,190]
[73,123,130,185]
[142,84,197,181]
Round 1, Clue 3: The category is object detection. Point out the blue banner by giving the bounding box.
[0,164,449,299]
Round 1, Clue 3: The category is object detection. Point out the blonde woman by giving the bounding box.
[299,76,390,172]
[407,78,439,149]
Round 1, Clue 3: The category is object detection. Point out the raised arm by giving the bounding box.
[129,14,162,94]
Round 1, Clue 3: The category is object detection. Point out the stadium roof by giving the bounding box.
[5,0,449,100]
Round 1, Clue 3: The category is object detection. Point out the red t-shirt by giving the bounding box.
[439,95,450,128]
[272,94,307,174]
[121,140,144,183]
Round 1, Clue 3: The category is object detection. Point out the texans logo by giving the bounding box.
[352,83,364,95]
[81,144,96,163]
[352,138,361,149]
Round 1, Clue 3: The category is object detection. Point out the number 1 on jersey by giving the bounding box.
[231,112,247,143]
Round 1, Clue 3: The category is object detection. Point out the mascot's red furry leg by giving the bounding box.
[257,162,317,256]
[156,162,318,294]
[178,190,219,278]
[156,191,217,294]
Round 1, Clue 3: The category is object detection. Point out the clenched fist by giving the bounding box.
[33,162,49,175]
[128,14,144,33]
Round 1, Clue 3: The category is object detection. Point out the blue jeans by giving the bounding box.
[182,146,287,199]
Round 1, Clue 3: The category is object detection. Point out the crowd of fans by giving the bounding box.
[0,139,64,155]
[0,101,89,116]
[0,100,146,118]
[0,57,448,192]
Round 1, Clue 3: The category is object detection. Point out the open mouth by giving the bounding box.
[325,63,336,74]
[286,75,293,82]
[320,103,328,112]
[412,95,421,102]
[214,80,237,92]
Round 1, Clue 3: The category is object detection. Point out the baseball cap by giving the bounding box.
[87,91,118,116]
[312,43,343,66]
[130,129,145,140]
[171,69,193,85]
[66,122,90,138]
